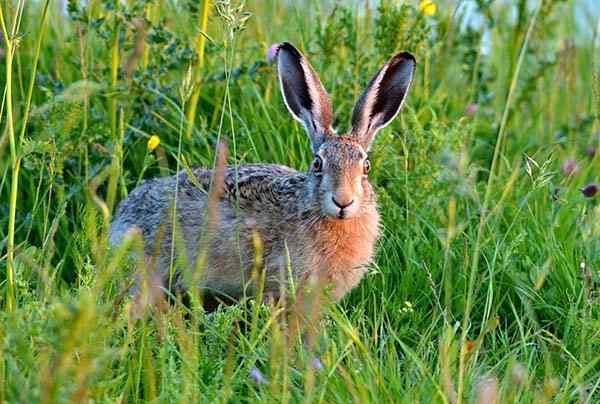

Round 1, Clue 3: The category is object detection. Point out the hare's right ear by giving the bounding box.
[276,42,334,153]
[350,52,416,151]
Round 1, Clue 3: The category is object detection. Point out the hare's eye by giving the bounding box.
[312,156,323,173]
[363,159,371,175]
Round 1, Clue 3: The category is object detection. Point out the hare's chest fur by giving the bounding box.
[305,208,380,300]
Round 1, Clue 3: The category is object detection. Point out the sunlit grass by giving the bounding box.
[0,0,599,402]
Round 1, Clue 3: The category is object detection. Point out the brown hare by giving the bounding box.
[110,42,415,307]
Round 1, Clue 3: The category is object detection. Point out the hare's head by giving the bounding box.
[276,42,415,220]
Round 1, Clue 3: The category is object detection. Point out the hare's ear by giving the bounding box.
[277,42,334,152]
[350,52,415,150]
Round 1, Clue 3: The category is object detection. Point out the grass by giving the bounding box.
[1,0,599,402]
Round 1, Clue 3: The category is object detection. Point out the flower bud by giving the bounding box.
[580,184,599,198]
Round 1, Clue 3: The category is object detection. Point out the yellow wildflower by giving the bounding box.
[419,0,437,16]
[147,135,161,151]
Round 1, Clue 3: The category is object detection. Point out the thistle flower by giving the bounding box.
[560,159,579,177]
[266,43,281,63]
[147,135,161,152]
[419,0,437,17]
[465,103,478,116]
[580,184,598,198]
[250,367,267,385]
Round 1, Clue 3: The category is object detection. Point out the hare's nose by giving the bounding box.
[332,196,354,209]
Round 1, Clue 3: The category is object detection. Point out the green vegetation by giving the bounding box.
[0,0,599,402]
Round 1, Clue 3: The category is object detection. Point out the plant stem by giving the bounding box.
[0,1,26,312]
[19,0,51,144]
[106,0,121,213]
[185,0,211,139]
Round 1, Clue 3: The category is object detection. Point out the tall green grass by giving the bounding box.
[0,0,598,402]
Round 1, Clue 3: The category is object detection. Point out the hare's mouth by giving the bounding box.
[323,195,359,220]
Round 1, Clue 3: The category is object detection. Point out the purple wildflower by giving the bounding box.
[312,357,324,371]
[465,103,478,117]
[580,184,598,198]
[250,366,267,385]
[586,145,596,159]
[266,43,281,63]
[561,159,579,177]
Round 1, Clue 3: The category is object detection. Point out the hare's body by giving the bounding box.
[110,42,415,306]
[110,163,379,301]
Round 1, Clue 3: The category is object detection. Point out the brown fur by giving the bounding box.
[315,212,380,299]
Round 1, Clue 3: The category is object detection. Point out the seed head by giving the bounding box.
[543,377,560,399]
[475,376,499,404]
[510,363,527,386]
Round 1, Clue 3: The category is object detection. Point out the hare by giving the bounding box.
[110,42,415,306]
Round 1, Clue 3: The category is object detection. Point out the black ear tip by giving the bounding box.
[392,51,416,65]
[278,42,302,59]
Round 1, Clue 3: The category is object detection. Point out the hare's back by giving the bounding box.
[109,175,181,247]
[110,163,298,247]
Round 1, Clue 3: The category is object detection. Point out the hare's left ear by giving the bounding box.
[276,42,334,153]
[350,52,416,150]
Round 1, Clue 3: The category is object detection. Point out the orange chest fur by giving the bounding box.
[313,210,380,273]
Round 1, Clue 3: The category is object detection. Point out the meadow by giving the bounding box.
[0,0,599,402]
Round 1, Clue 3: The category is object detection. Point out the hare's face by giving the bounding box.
[276,42,415,218]
[311,138,372,220]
